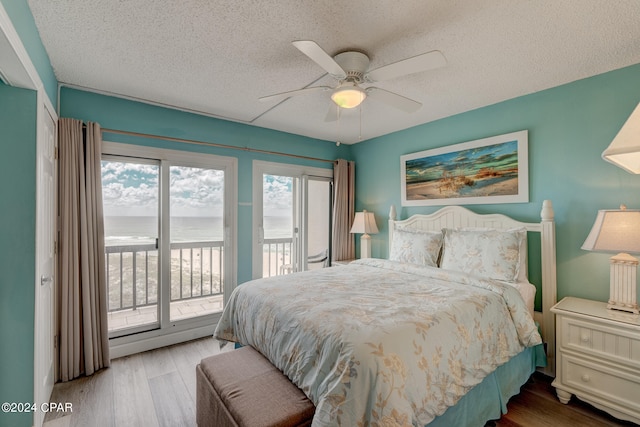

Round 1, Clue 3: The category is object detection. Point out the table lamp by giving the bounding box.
[350,210,379,258]
[582,205,640,314]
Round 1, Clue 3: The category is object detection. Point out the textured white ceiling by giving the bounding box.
[28,0,640,144]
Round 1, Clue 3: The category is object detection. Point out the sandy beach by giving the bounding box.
[407,176,518,200]
[107,247,298,311]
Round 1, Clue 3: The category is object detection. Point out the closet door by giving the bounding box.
[34,105,57,427]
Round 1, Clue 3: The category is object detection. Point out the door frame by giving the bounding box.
[34,100,58,427]
[301,175,333,271]
[103,142,238,358]
[251,160,333,279]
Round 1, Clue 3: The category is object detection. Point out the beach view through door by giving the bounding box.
[102,158,229,333]
[102,157,160,336]
[261,174,295,277]
[256,169,332,278]
[168,165,225,322]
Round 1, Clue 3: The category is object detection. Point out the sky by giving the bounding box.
[405,140,518,184]
[101,160,293,217]
[101,160,226,217]
[263,174,292,217]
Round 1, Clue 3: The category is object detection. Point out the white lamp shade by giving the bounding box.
[582,207,640,254]
[331,86,366,109]
[350,210,379,235]
[602,102,640,174]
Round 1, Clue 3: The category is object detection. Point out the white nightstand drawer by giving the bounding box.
[562,354,640,415]
[552,297,640,424]
[560,316,640,369]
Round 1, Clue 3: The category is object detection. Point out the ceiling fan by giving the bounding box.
[259,40,447,121]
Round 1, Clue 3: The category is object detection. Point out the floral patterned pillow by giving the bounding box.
[389,228,443,267]
[459,227,529,282]
[440,228,525,282]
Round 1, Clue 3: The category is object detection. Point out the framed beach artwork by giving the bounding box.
[400,130,528,206]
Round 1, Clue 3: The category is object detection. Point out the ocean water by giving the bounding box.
[104,216,292,245]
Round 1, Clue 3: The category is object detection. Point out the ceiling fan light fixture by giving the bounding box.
[331,86,366,109]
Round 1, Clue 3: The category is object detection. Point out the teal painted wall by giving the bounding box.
[0,0,57,106]
[0,82,37,427]
[351,63,640,308]
[0,5,56,426]
[60,86,351,284]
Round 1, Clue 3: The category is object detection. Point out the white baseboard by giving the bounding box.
[109,323,216,359]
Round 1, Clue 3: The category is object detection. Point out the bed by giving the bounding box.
[214,200,557,427]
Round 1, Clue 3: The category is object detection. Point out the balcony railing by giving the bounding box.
[106,237,293,313]
[263,237,293,277]
[105,241,224,312]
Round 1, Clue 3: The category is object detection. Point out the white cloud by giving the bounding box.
[101,161,225,217]
[102,162,294,218]
[170,166,224,216]
[263,175,291,216]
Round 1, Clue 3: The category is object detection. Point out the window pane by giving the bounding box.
[307,179,331,271]
[102,159,159,334]
[169,166,225,321]
[262,174,293,277]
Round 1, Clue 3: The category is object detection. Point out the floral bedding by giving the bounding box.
[214,258,541,427]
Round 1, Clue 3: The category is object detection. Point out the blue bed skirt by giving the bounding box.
[429,344,546,427]
[231,340,545,427]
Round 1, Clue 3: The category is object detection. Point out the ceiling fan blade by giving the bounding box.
[365,50,446,82]
[366,87,422,113]
[259,86,331,103]
[324,104,340,122]
[292,40,347,79]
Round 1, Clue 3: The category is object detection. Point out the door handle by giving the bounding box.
[40,275,53,286]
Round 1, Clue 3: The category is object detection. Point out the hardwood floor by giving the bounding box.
[43,338,638,427]
[489,372,638,427]
[43,337,230,427]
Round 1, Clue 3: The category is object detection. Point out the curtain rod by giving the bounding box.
[94,126,336,164]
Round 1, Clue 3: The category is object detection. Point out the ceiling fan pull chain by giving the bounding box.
[359,105,363,141]
[336,106,341,146]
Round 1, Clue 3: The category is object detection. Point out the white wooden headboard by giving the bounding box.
[388,200,557,376]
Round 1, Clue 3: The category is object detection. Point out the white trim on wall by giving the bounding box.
[0,3,37,89]
[0,4,56,115]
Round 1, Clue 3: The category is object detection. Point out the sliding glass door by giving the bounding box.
[102,143,236,339]
[252,161,333,279]
[305,177,332,271]
[168,165,225,322]
[102,157,160,335]
[261,173,296,277]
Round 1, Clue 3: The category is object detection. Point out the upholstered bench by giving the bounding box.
[196,345,316,427]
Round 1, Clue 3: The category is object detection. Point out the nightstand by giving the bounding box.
[551,297,640,424]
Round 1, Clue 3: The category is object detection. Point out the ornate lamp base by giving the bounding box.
[360,233,372,258]
[608,253,640,314]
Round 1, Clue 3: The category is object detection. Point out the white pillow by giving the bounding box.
[458,227,528,282]
[440,228,525,282]
[389,228,443,267]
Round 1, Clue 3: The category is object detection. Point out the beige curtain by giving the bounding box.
[332,159,355,261]
[58,118,110,381]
